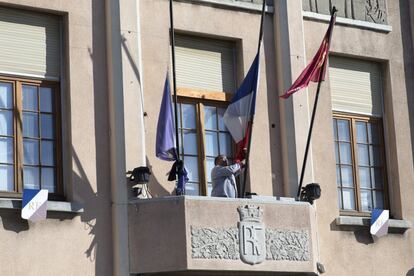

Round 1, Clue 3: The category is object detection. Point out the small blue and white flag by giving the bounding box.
[370,209,389,238]
[21,189,49,222]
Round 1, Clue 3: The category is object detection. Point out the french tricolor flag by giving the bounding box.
[223,54,260,161]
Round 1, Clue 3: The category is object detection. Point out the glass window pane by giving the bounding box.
[41,114,54,139]
[334,142,339,163]
[182,104,196,129]
[205,131,218,157]
[23,166,40,189]
[339,142,352,164]
[23,112,39,137]
[337,120,350,141]
[22,85,38,111]
[184,156,199,182]
[342,188,356,210]
[204,106,217,130]
[371,168,383,189]
[177,103,182,129]
[0,82,12,109]
[373,191,384,209]
[218,108,227,131]
[336,166,341,186]
[219,133,232,156]
[360,190,373,212]
[23,139,39,165]
[369,145,382,166]
[332,119,338,140]
[341,166,354,187]
[0,165,13,191]
[206,157,215,183]
[367,123,380,145]
[356,122,367,143]
[40,87,53,113]
[0,137,13,163]
[357,144,369,166]
[0,110,13,136]
[183,130,198,155]
[41,141,55,166]
[185,182,199,196]
[41,168,55,193]
[337,188,343,209]
[359,167,371,188]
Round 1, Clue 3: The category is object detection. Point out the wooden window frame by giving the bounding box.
[334,112,389,216]
[0,75,62,199]
[177,88,234,196]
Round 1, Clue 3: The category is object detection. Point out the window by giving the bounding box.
[0,7,62,197]
[177,101,233,195]
[330,56,387,213]
[0,78,61,196]
[174,34,236,196]
[333,115,387,212]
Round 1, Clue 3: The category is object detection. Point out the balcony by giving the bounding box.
[128,196,318,275]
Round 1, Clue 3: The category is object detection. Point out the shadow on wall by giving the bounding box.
[71,0,114,275]
[0,210,29,233]
[263,11,283,197]
[72,148,112,276]
[399,0,414,166]
[329,219,374,245]
[146,156,172,197]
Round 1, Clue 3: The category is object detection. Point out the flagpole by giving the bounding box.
[240,0,266,198]
[296,7,337,198]
[169,0,183,194]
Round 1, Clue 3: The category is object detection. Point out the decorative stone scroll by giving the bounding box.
[191,226,239,260]
[266,229,310,261]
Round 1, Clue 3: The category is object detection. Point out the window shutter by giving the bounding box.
[175,35,236,93]
[329,56,383,117]
[0,7,61,80]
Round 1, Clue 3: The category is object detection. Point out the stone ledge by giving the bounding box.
[174,0,274,13]
[335,216,411,234]
[0,198,84,214]
[303,11,392,33]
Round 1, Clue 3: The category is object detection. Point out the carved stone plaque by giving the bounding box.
[302,0,387,24]
[191,204,311,264]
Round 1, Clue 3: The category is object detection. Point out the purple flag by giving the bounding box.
[156,75,177,161]
[156,74,188,195]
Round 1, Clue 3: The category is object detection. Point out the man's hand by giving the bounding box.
[240,159,246,167]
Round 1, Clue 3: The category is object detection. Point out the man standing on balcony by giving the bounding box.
[211,155,244,198]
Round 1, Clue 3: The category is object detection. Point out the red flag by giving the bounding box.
[280,11,337,99]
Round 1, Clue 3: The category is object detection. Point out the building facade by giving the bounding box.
[0,0,413,275]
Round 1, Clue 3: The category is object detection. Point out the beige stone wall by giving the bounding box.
[299,0,414,275]
[139,0,282,197]
[0,1,113,275]
[138,1,414,274]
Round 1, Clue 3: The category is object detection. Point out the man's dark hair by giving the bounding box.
[215,155,227,165]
